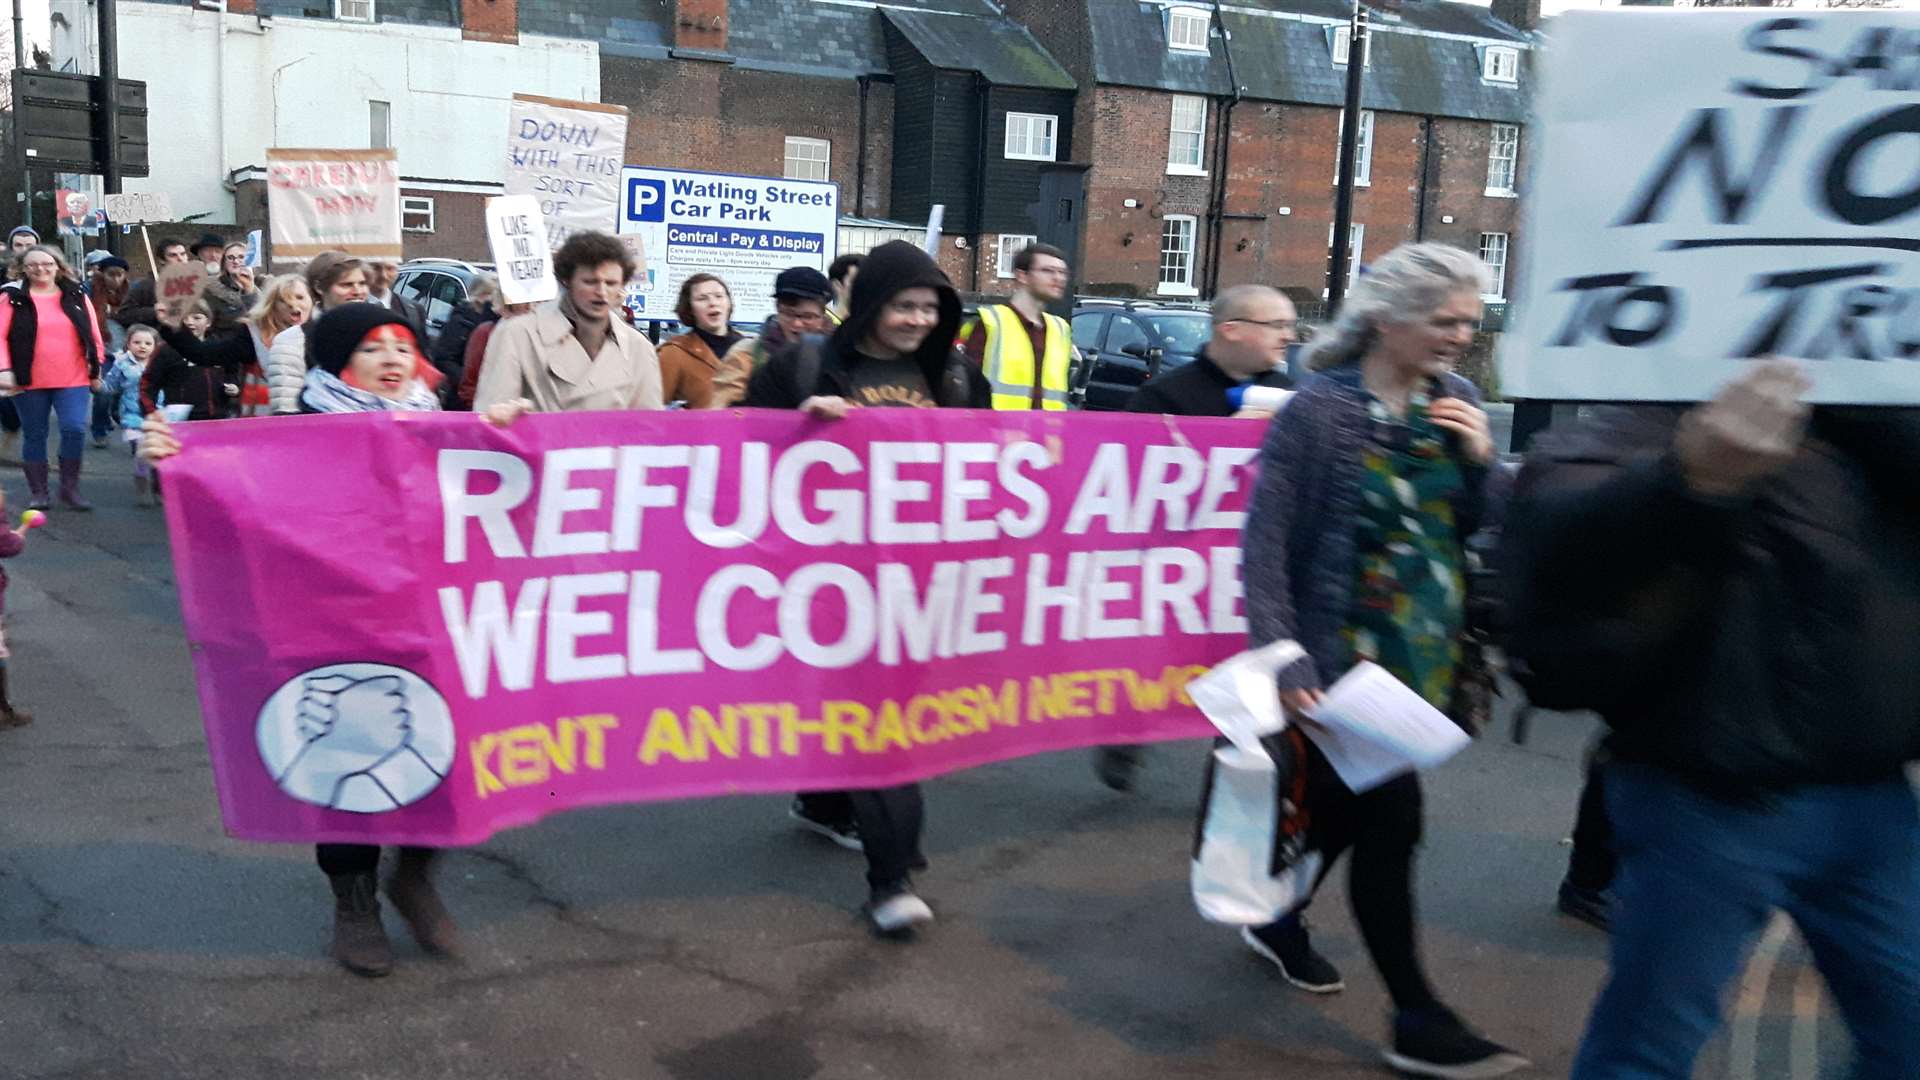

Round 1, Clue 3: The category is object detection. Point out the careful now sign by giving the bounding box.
[1501,11,1920,404]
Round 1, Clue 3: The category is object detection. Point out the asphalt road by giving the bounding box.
[0,439,1850,1080]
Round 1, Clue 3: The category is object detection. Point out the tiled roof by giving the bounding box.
[882,9,1077,89]
[1089,0,1532,123]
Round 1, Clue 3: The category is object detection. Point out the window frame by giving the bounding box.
[1485,122,1519,196]
[1004,112,1059,162]
[1332,25,1370,68]
[1167,94,1208,175]
[1483,45,1519,84]
[1167,6,1210,53]
[401,195,436,234]
[1323,222,1365,297]
[1158,214,1198,297]
[1478,231,1509,301]
[369,99,391,150]
[783,136,831,183]
[996,233,1037,279]
[1334,108,1374,187]
[335,0,374,23]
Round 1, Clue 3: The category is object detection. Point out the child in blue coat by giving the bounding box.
[102,324,156,505]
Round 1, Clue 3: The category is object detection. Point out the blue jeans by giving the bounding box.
[15,386,91,463]
[1573,764,1920,1080]
[90,388,115,440]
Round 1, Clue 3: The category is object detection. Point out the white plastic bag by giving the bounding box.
[1191,739,1322,925]
[1188,640,1322,926]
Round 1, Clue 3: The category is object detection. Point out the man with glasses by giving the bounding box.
[1125,284,1296,418]
[1093,284,1298,792]
[959,243,1079,411]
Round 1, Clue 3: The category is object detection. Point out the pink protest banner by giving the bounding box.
[163,409,1265,845]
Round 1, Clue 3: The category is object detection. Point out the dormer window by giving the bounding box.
[1332,25,1369,68]
[1484,45,1519,82]
[1168,7,1210,53]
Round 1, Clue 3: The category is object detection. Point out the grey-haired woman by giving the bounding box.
[1236,243,1525,1077]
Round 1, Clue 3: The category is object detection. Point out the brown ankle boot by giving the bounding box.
[327,872,393,977]
[385,848,460,957]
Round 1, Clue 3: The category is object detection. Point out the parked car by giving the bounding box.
[1070,300,1213,411]
[392,258,494,343]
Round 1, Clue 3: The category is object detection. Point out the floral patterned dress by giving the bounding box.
[1339,391,1467,709]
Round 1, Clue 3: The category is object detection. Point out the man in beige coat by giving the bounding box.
[475,231,663,420]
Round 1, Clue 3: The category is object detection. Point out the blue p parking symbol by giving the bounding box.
[627,178,666,223]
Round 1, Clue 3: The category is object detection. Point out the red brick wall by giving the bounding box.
[603,58,893,219]
[462,0,517,44]
[1079,86,1216,297]
[400,190,491,262]
[1080,86,1527,303]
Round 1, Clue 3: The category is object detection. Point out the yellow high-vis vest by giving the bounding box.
[966,304,1072,411]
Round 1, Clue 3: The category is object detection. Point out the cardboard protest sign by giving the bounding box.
[505,95,629,251]
[484,195,558,306]
[162,410,1264,845]
[1501,11,1920,404]
[265,148,402,265]
[102,192,174,225]
[157,261,208,318]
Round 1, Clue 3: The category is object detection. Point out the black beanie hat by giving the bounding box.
[309,302,415,376]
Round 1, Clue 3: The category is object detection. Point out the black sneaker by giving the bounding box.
[1093,745,1145,792]
[1241,923,1345,994]
[864,883,934,939]
[1384,1008,1529,1079]
[789,799,863,851]
[1557,878,1613,933]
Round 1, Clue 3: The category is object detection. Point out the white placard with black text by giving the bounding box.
[485,196,559,306]
[1500,11,1920,404]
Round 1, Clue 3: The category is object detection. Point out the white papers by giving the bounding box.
[1301,662,1469,792]
[1188,640,1307,761]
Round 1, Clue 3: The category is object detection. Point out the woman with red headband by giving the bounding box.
[139,302,453,978]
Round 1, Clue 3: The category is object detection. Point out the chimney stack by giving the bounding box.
[462,0,519,44]
[1490,0,1540,32]
[673,0,730,56]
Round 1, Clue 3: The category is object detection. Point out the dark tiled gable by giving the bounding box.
[1090,0,1532,124]
[727,0,892,76]
[517,0,672,50]
[881,9,1076,89]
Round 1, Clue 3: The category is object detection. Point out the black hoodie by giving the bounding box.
[743,241,988,410]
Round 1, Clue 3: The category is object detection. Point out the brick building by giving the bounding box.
[1004,0,1537,308]
[580,0,1078,289]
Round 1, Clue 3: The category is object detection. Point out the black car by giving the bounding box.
[1070,301,1214,411]
[392,259,494,343]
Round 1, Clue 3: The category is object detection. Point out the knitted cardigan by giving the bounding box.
[1242,361,1490,691]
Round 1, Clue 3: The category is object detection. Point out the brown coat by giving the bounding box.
[656,330,727,409]
[473,302,663,414]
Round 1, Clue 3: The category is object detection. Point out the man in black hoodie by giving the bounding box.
[745,241,987,937]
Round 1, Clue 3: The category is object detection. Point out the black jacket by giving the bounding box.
[1126,348,1292,417]
[743,240,989,410]
[1503,405,1920,793]
[429,301,496,402]
[141,339,236,421]
[3,281,102,386]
